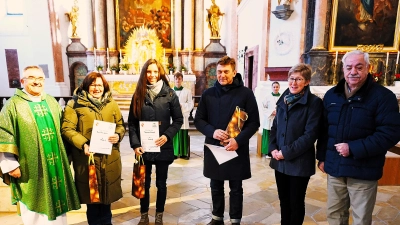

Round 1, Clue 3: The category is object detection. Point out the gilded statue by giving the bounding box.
[66,4,79,37]
[206,0,224,38]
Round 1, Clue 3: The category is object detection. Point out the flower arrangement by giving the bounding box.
[120,63,130,71]
[168,63,176,72]
[111,65,118,71]
[181,64,187,72]
[372,72,383,83]
[96,65,103,71]
[394,73,400,81]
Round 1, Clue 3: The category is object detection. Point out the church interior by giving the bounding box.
[1,0,400,224]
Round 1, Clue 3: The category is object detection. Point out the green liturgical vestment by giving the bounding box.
[0,89,80,220]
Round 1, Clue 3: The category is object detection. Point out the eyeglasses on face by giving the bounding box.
[288,77,305,83]
[23,76,45,82]
[89,84,104,88]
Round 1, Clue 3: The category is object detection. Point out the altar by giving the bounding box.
[103,74,196,119]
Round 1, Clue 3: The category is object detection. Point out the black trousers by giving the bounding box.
[86,203,112,225]
[140,160,172,213]
[210,179,243,220]
[275,170,310,225]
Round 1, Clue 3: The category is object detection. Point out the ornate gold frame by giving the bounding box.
[329,0,400,52]
[116,0,173,52]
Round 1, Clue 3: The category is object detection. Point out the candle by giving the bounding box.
[107,48,109,59]
[386,52,389,66]
[334,51,338,65]
[396,51,399,65]
[94,47,97,67]
[119,49,122,59]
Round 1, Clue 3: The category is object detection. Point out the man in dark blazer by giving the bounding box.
[194,56,260,225]
[317,50,400,225]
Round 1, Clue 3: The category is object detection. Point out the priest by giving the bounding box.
[0,66,81,224]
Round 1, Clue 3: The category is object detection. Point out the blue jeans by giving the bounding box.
[140,160,172,213]
[86,203,112,225]
[275,170,310,225]
[210,179,243,222]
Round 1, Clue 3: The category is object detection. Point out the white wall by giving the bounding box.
[268,1,305,67]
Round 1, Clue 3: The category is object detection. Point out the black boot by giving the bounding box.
[207,219,224,225]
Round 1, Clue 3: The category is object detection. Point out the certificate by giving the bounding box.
[205,144,238,165]
[140,121,160,152]
[90,120,116,155]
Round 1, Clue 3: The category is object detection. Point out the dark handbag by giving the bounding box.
[132,155,146,199]
[88,153,100,203]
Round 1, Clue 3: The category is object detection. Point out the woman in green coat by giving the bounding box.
[61,72,125,225]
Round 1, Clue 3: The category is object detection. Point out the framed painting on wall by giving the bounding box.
[116,0,172,51]
[329,0,400,51]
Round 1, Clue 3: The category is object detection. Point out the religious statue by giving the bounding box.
[206,0,224,38]
[66,2,79,37]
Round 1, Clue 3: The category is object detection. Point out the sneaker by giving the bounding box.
[207,219,224,225]
[137,212,149,225]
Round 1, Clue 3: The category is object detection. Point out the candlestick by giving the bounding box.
[119,49,122,60]
[396,51,399,65]
[334,51,338,65]
[107,48,109,59]
[386,52,389,66]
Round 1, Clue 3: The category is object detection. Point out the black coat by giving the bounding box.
[316,75,400,180]
[269,86,323,177]
[128,83,183,161]
[194,74,260,180]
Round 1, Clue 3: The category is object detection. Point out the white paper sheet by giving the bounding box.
[205,144,238,165]
[140,121,161,152]
[90,120,116,155]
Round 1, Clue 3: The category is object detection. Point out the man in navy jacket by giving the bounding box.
[195,56,259,225]
[317,50,400,225]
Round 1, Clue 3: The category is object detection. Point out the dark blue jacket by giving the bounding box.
[269,86,323,177]
[316,75,400,180]
[194,74,260,180]
[128,82,183,162]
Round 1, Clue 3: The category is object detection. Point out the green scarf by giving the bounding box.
[284,91,304,109]
[272,92,281,97]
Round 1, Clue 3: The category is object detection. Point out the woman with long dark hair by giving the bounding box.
[128,59,183,225]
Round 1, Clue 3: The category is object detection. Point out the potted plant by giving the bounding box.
[96,65,103,72]
[120,63,130,75]
[168,63,176,75]
[181,65,187,74]
[111,66,118,75]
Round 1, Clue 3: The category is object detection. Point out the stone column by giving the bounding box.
[183,0,194,50]
[193,0,204,74]
[106,0,118,70]
[311,0,328,50]
[174,0,182,71]
[86,0,95,71]
[94,0,106,71]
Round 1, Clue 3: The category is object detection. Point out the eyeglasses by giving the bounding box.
[288,77,305,83]
[89,84,103,88]
[23,76,45,82]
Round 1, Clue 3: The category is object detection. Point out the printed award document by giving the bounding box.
[205,144,238,165]
[90,120,116,155]
[140,121,160,152]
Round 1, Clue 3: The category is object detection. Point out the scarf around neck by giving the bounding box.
[147,79,164,101]
[174,86,184,91]
[272,92,281,97]
[284,90,304,108]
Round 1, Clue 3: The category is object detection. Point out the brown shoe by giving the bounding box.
[137,212,149,225]
[155,212,163,225]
